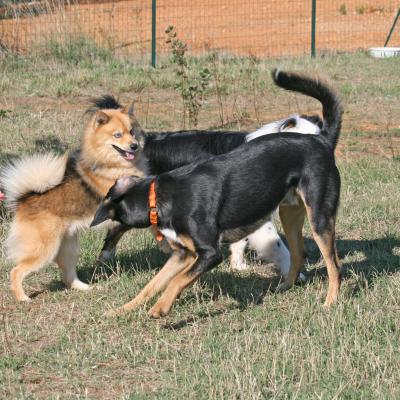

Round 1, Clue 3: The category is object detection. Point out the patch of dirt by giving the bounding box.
[337,136,400,160]
[3,89,399,160]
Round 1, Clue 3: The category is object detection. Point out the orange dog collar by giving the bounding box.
[148,180,164,242]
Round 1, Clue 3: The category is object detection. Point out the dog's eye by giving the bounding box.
[129,128,135,136]
[113,132,122,138]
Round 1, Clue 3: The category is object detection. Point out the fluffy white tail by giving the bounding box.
[0,153,68,210]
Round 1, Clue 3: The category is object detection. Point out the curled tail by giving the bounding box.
[272,69,343,149]
[0,153,68,210]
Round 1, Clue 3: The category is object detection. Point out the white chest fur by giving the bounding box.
[159,228,184,246]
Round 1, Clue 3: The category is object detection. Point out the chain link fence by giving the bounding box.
[0,0,399,62]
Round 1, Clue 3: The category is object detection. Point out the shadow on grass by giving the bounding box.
[79,243,233,284]
[203,270,282,308]
[0,135,67,164]
[0,151,19,165]
[46,235,399,314]
[162,308,234,331]
[304,236,400,297]
[34,136,68,153]
[30,281,66,299]
[78,246,170,284]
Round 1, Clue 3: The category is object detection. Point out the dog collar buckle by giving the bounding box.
[149,207,158,225]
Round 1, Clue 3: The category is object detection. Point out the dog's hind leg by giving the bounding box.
[98,224,130,264]
[307,217,340,306]
[304,206,341,306]
[106,249,196,316]
[8,218,63,302]
[56,233,89,291]
[276,203,306,292]
[10,256,55,302]
[297,182,341,306]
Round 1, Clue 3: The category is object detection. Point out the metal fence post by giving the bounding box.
[151,0,156,67]
[384,8,400,47]
[311,0,316,57]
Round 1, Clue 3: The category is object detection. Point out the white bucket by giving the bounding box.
[369,47,400,58]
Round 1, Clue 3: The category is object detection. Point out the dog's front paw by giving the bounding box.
[97,249,116,264]
[69,280,91,291]
[297,272,307,283]
[323,293,339,308]
[276,280,293,293]
[231,261,249,271]
[17,294,32,302]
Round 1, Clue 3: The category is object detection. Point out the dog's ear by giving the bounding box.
[95,111,110,126]
[90,203,114,227]
[123,100,135,118]
[280,117,297,131]
[130,122,145,145]
[123,100,145,143]
[108,176,142,201]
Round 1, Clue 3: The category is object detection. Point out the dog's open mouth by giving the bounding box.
[112,145,136,160]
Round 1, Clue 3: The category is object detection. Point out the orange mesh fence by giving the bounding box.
[0,0,399,61]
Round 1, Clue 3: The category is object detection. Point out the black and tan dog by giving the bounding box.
[91,69,343,318]
[96,103,323,275]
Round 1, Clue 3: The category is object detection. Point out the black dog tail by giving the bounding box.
[272,69,343,150]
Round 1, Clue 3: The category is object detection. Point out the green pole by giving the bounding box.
[311,0,316,57]
[151,0,156,67]
[384,8,400,47]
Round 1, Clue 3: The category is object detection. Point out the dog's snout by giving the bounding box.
[130,143,138,151]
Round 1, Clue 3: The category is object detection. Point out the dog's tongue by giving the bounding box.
[125,152,135,160]
[0,191,5,201]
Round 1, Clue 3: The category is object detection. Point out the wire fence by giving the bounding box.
[0,0,399,62]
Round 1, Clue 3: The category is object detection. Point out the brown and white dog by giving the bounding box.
[0,99,146,301]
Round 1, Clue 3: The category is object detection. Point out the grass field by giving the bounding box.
[0,44,400,399]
